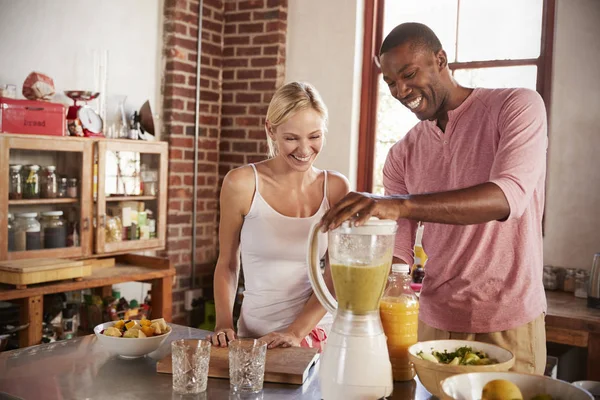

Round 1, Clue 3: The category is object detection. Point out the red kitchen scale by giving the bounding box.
[65,90,104,137]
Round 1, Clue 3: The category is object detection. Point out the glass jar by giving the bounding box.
[575,270,590,299]
[23,165,40,199]
[380,263,419,381]
[14,212,41,251]
[58,177,68,198]
[9,164,23,200]
[7,213,15,252]
[543,266,559,290]
[40,211,67,249]
[563,268,576,292]
[67,178,78,198]
[42,166,58,198]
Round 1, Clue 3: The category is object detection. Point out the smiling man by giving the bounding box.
[320,22,548,373]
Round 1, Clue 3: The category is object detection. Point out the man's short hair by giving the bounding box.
[380,22,442,56]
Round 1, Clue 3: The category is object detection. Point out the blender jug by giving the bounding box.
[307,218,397,400]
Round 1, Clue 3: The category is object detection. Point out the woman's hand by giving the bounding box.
[259,330,303,349]
[206,327,237,347]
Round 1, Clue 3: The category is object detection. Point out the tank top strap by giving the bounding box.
[323,170,328,206]
[250,164,259,194]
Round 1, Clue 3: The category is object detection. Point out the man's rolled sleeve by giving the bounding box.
[383,144,416,264]
[488,89,548,220]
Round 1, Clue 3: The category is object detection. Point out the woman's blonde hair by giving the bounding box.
[265,81,328,158]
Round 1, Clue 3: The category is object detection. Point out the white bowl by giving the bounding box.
[573,381,600,397]
[93,321,172,358]
[407,340,515,398]
[441,372,593,400]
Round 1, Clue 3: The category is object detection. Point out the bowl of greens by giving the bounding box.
[407,340,515,398]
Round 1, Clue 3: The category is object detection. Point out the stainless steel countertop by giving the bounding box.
[0,324,434,400]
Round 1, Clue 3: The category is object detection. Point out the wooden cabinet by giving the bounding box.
[96,139,168,255]
[0,134,168,260]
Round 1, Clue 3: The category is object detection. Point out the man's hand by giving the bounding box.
[259,331,303,349]
[206,327,237,347]
[319,191,404,232]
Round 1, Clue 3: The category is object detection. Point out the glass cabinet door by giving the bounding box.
[96,140,167,254]
[0,135,93,260]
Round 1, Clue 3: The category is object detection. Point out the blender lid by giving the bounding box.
[338,217,397,235]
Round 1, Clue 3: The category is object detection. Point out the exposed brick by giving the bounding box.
[236,46,262,56]
[263,68,277,79]
[223,81,249,91]
[225,12,251,23]
[235,117,260,126]
[223,58,249,68]
[238,22,265,34]
[248,129,266,139]
[263,45,279,55]
[221,129,246,139]
[239,0,265,10]
[253,10,281,20]
[222,105,247,114]
[251,57,278,67]
[225,36,250,45]
[235,92,262,103]
[237,69,262,80]
[249,105,269,115]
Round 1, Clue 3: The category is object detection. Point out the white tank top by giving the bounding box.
[237,164,333,338]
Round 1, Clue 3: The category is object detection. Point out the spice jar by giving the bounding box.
[58,177,68,198]
[9,165,23,200]
[543,266,558,291]
[23,165,40,199]
[67,178,78,198]
[7,213,15,252]
[40,211,67,249]
[42,166,58,198]
[575,270,590,299]
[563,268,576,292]
[14,213,41,251]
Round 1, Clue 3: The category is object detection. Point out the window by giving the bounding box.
[358,0,555,194]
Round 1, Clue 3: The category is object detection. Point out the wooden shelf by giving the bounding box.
[9,198,79,206]
[105,196,157,202]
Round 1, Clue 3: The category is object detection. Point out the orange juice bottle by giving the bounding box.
[380,263,419,381]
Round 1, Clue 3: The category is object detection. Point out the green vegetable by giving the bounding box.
[417,346,498,365]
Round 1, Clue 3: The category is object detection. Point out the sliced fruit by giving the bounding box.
[140,317,152,327]
[141,325,155,337]
[103,327,122,337]
[125,320,137,330]
[151,318,167,331]
[150,322,162,335]
[481,379,523,400]
[114,320,125,329]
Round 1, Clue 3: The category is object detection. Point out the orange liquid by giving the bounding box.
[380,296,419,381]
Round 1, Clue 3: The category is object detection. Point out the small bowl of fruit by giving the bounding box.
[94,317,172,358]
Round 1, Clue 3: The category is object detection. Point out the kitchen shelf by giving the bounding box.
[8,198,79,206]
[105,195,157,202]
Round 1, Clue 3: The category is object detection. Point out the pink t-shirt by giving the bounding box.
[383,87,547,333]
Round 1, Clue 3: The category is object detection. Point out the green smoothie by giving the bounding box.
[331,262,390,314]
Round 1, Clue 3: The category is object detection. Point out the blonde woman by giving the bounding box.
[208,82,349,350]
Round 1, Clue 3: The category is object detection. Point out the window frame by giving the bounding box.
[357,0,556,192]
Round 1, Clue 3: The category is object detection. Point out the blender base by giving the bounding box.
[319,329,393,400]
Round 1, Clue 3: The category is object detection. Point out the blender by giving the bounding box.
[307,218,396,399]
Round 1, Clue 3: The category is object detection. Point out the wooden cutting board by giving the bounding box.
[0,258,91,287]
[0,258,85,273]
[157,345,320,385]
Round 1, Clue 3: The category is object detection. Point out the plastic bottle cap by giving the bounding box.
[392,263,410,274]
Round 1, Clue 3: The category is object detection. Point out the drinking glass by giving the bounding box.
[228,339,267,393]
[172,339,211,394]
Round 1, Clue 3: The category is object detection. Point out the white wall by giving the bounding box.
[543,0,600,271]
[0,0,163,128]
[286,0,600,270]
[0,0,163,302]
[285,0,364,189]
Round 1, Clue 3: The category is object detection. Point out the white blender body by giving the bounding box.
[307,219,397,400]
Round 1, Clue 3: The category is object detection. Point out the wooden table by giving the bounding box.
[0,254,175,349]
[545,290,600,380]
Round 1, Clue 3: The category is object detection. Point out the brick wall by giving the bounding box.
[219,0,288,182]
[161,0,288,324]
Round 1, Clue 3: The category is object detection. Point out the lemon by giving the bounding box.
[481,379,524,400]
